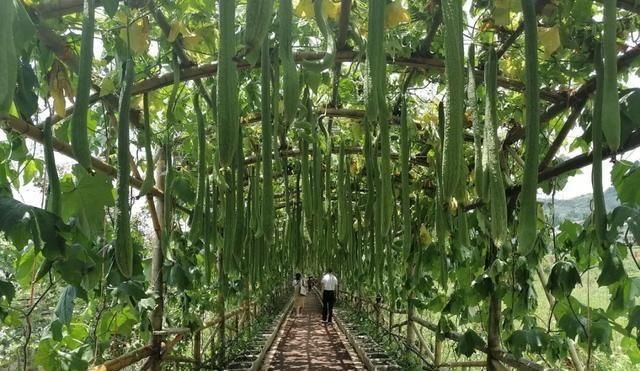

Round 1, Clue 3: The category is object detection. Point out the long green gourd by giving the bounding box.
[435,102,448,246]
[279,0,299,127]
[467,43,484,198]
[203,178,212,284]
[300,138,312,227]
[244,0,273,66]
[367,0,392,237]
[301,0,336,72]
[400,95,411,258]
[163,56,180,253]
[115,60,135,278]
[217,0,239,168]
[261,36,275,245]
[70,0,96,170]
[484,47,508,248]
[234,125,245,265]
[440,0,465,203]
[337,144,347,244]
[516,0,540,255]
[190,94,207,242]
[601,0,620,152]
[0,0,17,114]
[138,93,156,196]
[593,44,607,247]
[43,119,61,216]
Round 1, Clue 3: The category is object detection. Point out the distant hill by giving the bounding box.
[539,187,619,224]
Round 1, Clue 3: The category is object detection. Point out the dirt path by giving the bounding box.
[261,294,364,370]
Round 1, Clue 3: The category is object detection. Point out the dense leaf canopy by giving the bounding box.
[1,0,640,369]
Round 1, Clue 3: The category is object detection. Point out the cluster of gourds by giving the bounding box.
[28,0,624,297]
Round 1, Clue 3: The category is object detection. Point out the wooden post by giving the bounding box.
[434,336,443,367]
[193,330,201,370]
[216,241,225,365]
[388,309,393,339]
[149,149,165,371]
[487,240,502,371]
[234,311,239,339]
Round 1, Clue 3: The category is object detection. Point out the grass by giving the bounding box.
[533,255,640,370]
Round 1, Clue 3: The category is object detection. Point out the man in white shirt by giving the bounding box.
[321,268,338,324]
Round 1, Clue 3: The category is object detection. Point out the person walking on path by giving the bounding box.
[321,269,338,324]
[292,272,307,317]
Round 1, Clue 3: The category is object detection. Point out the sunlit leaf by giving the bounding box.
[538,26,562,58]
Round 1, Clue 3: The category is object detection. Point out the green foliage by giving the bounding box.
[60,165,114,238]
[547,261,581,299]
[456,329,486,357]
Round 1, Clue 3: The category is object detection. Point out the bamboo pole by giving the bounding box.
[487,242,503,371]
[148,149,166,371]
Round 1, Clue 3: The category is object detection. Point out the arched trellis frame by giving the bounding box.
[2,1,640,370]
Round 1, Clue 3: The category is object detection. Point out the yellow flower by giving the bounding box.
[294,0,341,20]
[385,2,410,29]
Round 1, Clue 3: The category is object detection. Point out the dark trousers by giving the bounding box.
[322,290,336,322]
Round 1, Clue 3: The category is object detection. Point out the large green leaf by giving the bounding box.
[0,197,66,259]
[597,248,627,287]
[547,261,581,299]
[455,329,486,357]
[12,0,36,52]
[55,286,76,325]
[60,165,114,238]
[0,279,15,304]
[612,161,640,207]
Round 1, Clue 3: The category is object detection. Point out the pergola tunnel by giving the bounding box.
[1,0,640,370]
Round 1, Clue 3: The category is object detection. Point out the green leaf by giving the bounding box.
[53,243,97,288]
[622,336,640,364]
[456,329,486,357]
[558,312,587,340]
[15,245,42,287]
[608,278,640,317]
[612,161,640,206]
[620,89,640,128]
[103,0,119,17]
[14,60,39,117]
[55,286,76,325]
[547,261,581,299]
[570,0,593,21]
[506,329,528,358]
[50,319,63,341]
[626,306,640,334]
[171,175,196,204]
[0,279,15,303]
[12,0,36,52]
[61,165,115,237]
[591,316,613,352]
[0,197,66,259]
[598,249,627,286]
[22,158,43,185]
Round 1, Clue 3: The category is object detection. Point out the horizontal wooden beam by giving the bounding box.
[1,114,164,198]
[36,0,145,18]
[506,43,640,145]
[126,50,565,103]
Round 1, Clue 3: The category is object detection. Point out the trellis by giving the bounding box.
[2,0,640,370]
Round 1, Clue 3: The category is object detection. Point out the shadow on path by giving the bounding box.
[263,295,362,370]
